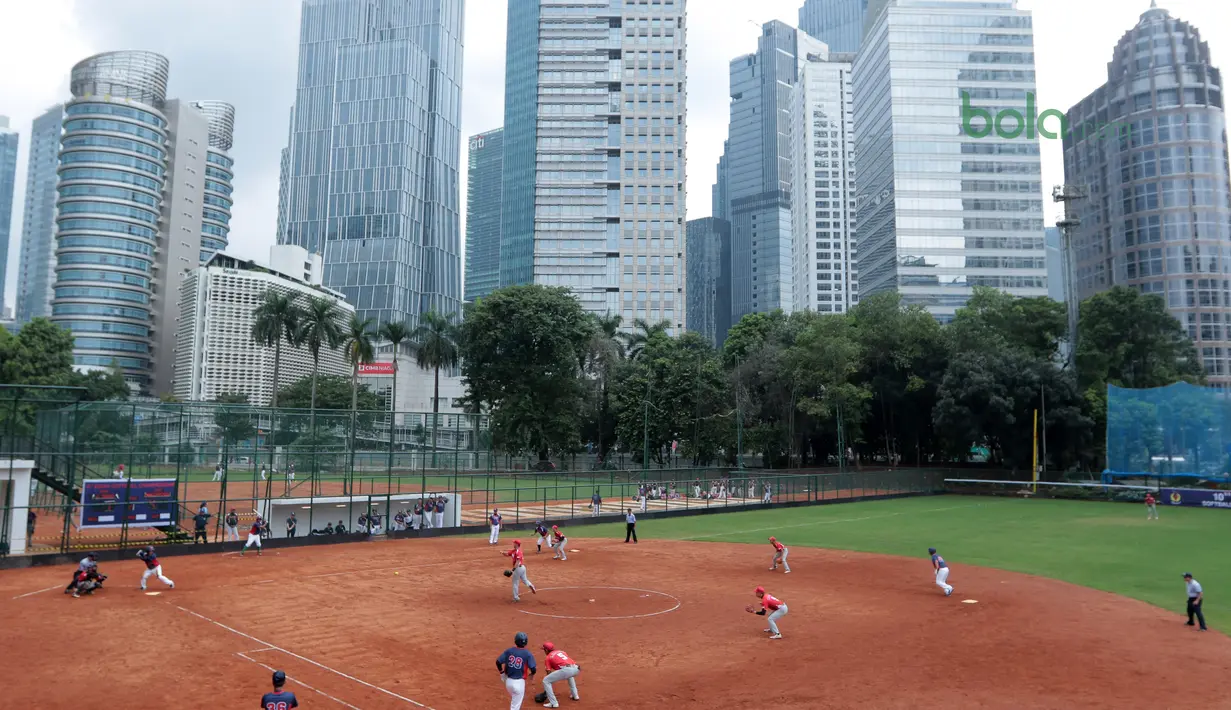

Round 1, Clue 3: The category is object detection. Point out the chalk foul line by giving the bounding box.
[173,603,432,709]
[12,584,63,600]
[236,651,362,710]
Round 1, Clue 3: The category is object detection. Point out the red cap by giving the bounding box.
[513,539,521,546]
[552,525,559,530]
[769,536,776,542]
[755,586,765,595]
[542,641,555,653]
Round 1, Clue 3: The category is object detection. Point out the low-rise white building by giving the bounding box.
[174,244,353,403]
[791,47,858,314]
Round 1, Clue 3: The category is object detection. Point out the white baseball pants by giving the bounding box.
[140,565,173,589]
[767,604,788,634]
[489,523,501,544]
[503,675,525,710]
[1147,503,1158,519]
[244,533,261,549]
[772,548,790,572]
[543,665,580,705]
[553,538,567,560]
[512,566,534,601]
[225,525,238,541]
[434,511,444,528]
[935,567,953,593]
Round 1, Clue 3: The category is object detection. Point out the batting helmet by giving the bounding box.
[272,670,286,686]
[514,632,529,648]
[145,545,155,554]
[928,547,936,554]
[542,641,555,653]
[87,552,97,559]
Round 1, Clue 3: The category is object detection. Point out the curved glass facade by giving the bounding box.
[191,101,235,263]
[1064,5,1231,384]
[51,51,170,387]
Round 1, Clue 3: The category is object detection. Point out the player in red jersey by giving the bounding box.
[503,539,537,602]
[241,516,264,556]
[745,585,787,639]
[768,536,791,573]
[538,642,581,707]
[550,525,567,561]
[1145,492,1159,520]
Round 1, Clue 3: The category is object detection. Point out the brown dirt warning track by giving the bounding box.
[1,537,1229,709]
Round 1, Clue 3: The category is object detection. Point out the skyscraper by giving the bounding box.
[853,0,1046,321]
[725,21,826,321]
[790,48,857,314]
[0,117,18,318]
[49,50,236,394]
[15,105,64,325]
[686,217,731,348]
[798,0,870,54]
[1044,227,1067,303]
[1063,3,1231,384]
[190,101,235,265]
[500,0,688,331]
[465,127,503,302]
[278,0,464,327]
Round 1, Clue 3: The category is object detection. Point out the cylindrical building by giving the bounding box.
[51,51,171,387]
[190,100,235,263]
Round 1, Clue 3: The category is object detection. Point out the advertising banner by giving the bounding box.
[358,362,396,375]
[1161,488,1231,509]
[79,479,177,528]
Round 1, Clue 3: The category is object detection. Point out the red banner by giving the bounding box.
[358,362,396,375]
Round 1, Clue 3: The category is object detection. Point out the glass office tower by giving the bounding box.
[465,127,504,302]
[278,0,464,326]
[853,0,1046,321]
[15,105,64,324]
[1063,4,1231,384]
[0,118,17,318]
[798,0,870,54]
[686,217,731,348]
[723,21,826,320]
[500,0,688,331]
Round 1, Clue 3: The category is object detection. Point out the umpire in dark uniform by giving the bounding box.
[192,510,210,544]
[624,508,638,543]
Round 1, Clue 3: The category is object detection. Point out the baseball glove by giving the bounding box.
[534,692,548,704]
[744,604,756,613]
[503,569,513,577]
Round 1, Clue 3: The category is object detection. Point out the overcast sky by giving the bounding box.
[1,0,1228,308]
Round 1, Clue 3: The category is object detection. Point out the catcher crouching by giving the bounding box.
[72,569,107,598]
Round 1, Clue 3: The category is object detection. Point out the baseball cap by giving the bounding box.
[1183,572,1193,578]
[754,586,765,594]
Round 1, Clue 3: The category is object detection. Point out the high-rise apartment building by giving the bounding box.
[723,21,826,321]
[853,0,1046,321]
[15,105,64,325]
[1063,3,1231,383]
[277,0,464,328]
[686,217,732,348]
[465,128,503,302]
[798,0,870,53]
[0,118,18,318]
[500,0,688,331]
[48,50,237,394]
[790,49,857,314]
[175,245,353,403]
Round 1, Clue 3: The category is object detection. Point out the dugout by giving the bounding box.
[257,492,461,538]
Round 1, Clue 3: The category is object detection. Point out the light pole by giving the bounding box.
[1052,184,1088,368]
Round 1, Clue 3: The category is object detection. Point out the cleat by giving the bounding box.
[784,570,791,574]
[769,634,783,640]
[945,588,952,596]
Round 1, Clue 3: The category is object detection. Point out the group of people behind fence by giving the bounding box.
[390,496,447,531]
[691,477,773,503]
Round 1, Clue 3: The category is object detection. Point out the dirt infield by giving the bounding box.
[2,538,1228,709]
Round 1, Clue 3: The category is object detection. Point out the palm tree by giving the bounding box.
[344,315,377,413]
[298,297,344,409]
[410,310,461,414]
[587,314,625,460]
[250,290,300,407]
[378,321,412,414]
[621,318,671,360]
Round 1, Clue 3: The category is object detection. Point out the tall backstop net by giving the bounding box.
[1106,382,1231,481]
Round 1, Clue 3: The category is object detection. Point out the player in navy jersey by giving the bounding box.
[260,670,298,709]
[534,521,549,553]
[136,546,175,590]
[242,517,264,556]
[488,508,503,545]
[929,547,953,596]
[497,631,536,710]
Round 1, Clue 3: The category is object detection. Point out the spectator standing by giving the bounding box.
[624,509,638,544]
[286,512,297,538]
[224,509,240,541]
[1185,573,1208,631]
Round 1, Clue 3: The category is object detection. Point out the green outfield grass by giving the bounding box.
[569,495,1230,627]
